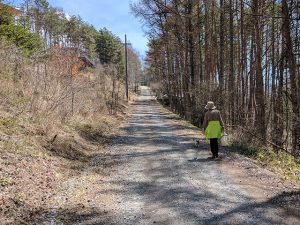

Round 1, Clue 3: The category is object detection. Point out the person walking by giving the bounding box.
[202,101,225,159]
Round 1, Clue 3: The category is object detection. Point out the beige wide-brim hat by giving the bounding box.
[205,101,216,110]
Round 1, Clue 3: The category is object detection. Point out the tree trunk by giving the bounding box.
[253,0,266,140]
[229,0,235,124]
[282,0,300,156]
[219,0,225,110]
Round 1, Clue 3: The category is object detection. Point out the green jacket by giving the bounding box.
[203,109,224,140]
[205,121,222,140]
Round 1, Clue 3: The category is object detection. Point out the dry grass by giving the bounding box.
[0,42,130,224]
[231,139,300,184]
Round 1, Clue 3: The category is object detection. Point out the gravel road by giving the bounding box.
[60,86,299,225]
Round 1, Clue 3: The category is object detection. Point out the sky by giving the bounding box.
[12,0,148,58]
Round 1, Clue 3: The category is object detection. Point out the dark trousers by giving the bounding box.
[209,138,219,157]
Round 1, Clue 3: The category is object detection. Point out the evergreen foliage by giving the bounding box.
[0,6,43,54]
[95,28,123,65]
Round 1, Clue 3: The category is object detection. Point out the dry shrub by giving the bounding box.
[0,41,127,127]
[0,41,129,165]
[0,41,129,223]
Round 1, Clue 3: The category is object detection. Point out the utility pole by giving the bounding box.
[125,34,129,101]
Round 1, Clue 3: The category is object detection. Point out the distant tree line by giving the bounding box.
[0,2,42,54]
[0,0,141,78]
[0,0,142,119]
[132,0,300,156]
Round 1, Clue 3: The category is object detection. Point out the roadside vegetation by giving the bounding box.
[231,139,300,183]
[0,0,141,223]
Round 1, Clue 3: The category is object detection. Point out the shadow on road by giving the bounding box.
[19,190,298,224]
[35,89,300,225]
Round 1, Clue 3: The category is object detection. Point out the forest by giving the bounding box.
[132,0,300,157]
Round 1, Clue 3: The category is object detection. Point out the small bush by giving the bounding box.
[0,117,16,127]
[231,141,261,158]
[0,177,14,187]
[76,123,106,142]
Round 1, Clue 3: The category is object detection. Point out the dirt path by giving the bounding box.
[44,86,300,225]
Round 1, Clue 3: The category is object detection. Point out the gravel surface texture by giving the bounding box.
[43,86,300,225]
[88,87,299,225]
